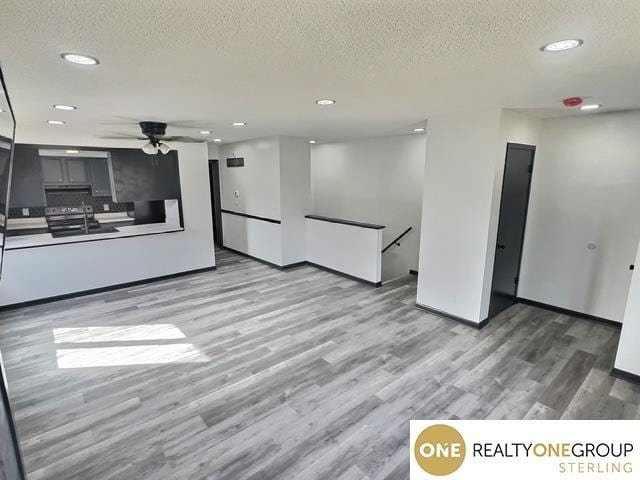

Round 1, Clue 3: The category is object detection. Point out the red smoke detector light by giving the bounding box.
[563,97,583,107]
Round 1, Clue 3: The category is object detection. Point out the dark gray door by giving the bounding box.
[209,160,223,248]
[489,143,535,318]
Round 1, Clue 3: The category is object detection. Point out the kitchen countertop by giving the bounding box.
[7,212,133,231]
[5,222,184,250]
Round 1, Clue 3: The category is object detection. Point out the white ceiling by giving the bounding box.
[1,0,639,145]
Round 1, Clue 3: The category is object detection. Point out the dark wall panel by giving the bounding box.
[109,149,181,202]
[8,145,46,208]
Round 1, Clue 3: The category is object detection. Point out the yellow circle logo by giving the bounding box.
[414,424,466,476]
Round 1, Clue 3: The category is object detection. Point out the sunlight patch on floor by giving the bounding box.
[53,324,206,368]
[53,324,186,343]
[56,344,207,368]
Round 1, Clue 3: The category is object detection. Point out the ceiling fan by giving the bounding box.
[99,121,205,155]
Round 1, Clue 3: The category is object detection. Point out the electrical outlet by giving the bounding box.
[103,204,110,212]
[22,208,29,216]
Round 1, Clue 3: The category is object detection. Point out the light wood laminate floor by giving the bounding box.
[1,249,639,480]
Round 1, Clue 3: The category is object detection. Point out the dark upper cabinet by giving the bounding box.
[10,145,181,207]
[9,144,46,208]
[89,158,112,196]
[42,157,90,185]
[110,149,181,202]
[41,157,64,184]
[65,159,89,183]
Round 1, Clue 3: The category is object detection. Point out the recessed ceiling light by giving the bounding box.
[66,150,79,154]
[316,99,336,105]
[413,127,426,133]
[61,53,100,65]
[47,120,66,125]
[309,140,317,144]
[232,122,246,127]
[580,104,601,111]
[213,138,222,142]
[540,39,583,52]
[53,104,77,111]
[200,130,211,134]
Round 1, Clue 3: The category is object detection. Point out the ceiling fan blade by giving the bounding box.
[163,136,204,143]
[97,135,147,140]
[163,120,208,128]
[99,116,150,127]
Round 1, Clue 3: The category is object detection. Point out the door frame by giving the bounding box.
[208,159,223,249]
[1,366,27,479]
[488,142,536,318]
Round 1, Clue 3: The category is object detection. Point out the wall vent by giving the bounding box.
[226,157,244,167]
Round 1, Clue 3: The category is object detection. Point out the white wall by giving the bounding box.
[221,213,282,266]
[306,218,382,284]
[0,142,215,306]
[615,240,640,376]
[280,137,311,265]
[207,142,219,160]
[217,136,311,266]
[218,137,281,219]
[417,109,541,323]
[311,134,426,281]
[218,137,282,262]
[519,111,640,322]
[417,109,502,323]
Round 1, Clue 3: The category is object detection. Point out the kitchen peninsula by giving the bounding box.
[0,141,215,308]
[5,210,183,249]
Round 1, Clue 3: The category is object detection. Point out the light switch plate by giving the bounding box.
[22,208,29,216]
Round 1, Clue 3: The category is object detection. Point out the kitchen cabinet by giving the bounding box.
[9,144,46,208]
[89,158,112,196]
[41,157,64,184]
[65,159,90,183]
[41,157,89,185]
[10,144,181,208]
[109,149,181,202]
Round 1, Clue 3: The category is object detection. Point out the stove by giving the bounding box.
[45,205,117,237]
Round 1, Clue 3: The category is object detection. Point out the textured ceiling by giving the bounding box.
[1,0,639,145]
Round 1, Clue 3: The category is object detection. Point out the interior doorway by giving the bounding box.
[208,160,223,249]
[1,351,26,480]
[489,143,536,318]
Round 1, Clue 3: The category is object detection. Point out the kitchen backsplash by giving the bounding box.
[8,188,133,218]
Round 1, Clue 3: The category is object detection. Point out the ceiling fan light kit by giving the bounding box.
[139,121,172,154]
[100,121,211,153]
[142,141,159,155]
